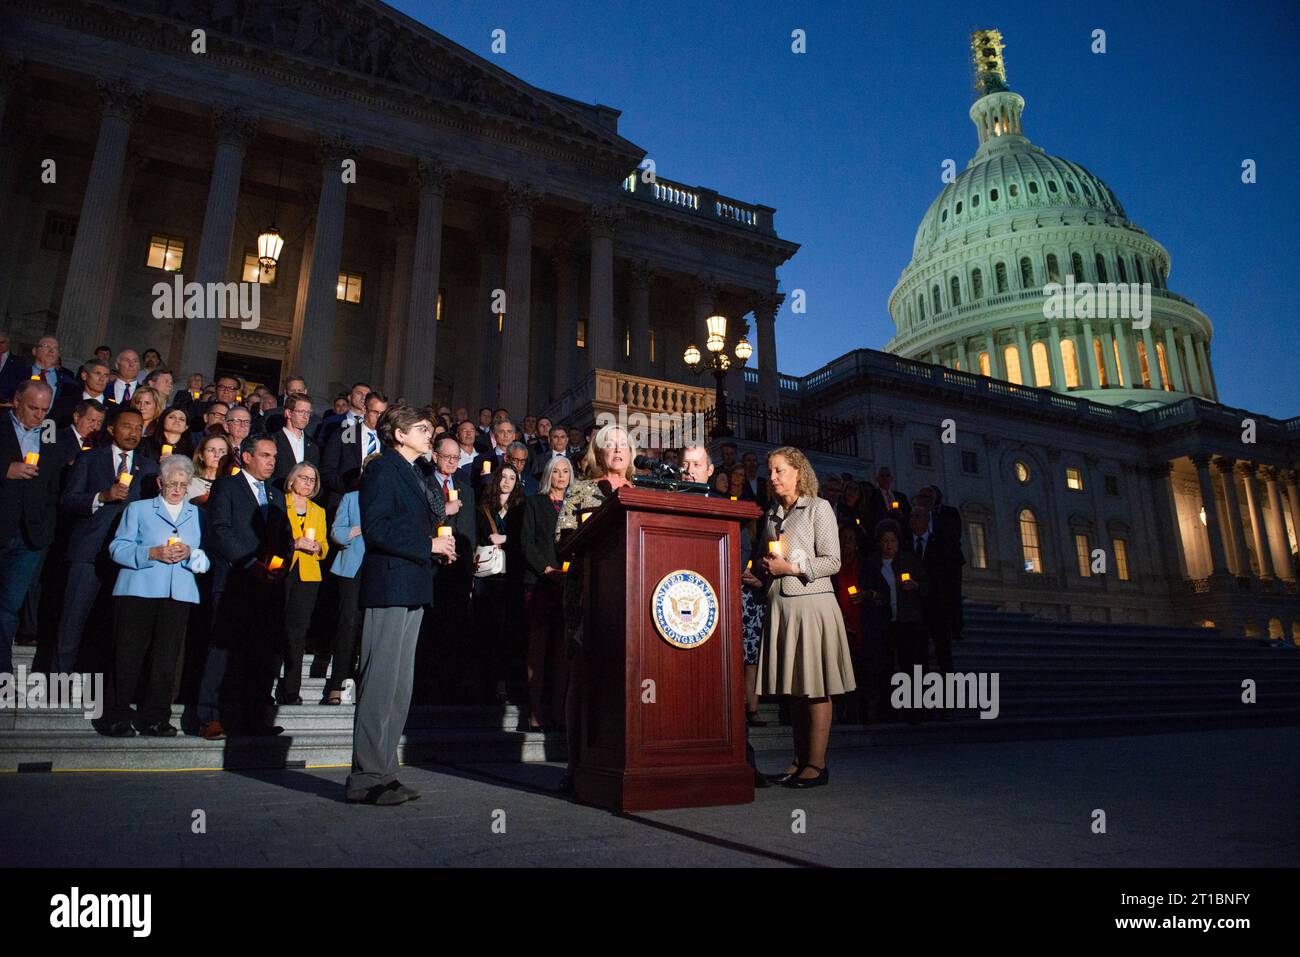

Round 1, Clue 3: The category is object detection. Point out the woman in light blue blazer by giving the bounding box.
[322,452,378,704]
[101,455,210,738]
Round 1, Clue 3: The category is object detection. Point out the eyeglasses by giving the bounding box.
[160,481,189,491]
[435,453,460,461]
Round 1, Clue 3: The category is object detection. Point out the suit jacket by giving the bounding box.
[470,448,507,486]
[103,377,139,407]
[868,487,911,527]
[428,468,477,589]
[859,552,929,630]
[532,447,577,480]
[109,497,210,602]
[358,446,442,609]
[0,414,73,549]
[205,471,293,580]
[755,495,841,597]
[329,490,366,579]
[270,428,321,488]
[0,361,76,403]
[473,427,493,456]
[50,390,102,428]
[60,446,160,563]
[521,492,564,586]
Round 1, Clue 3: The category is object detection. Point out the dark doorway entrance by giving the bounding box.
[216,351,283,395]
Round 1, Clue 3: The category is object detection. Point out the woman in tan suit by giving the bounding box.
[751,446,855,788]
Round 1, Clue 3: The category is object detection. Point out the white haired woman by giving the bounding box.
[521,453,573,731]
[100,455,210,737]
[755,446,855,788]
[276,461,328,706]
[555,423,638,794]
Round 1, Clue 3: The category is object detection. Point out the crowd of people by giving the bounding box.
[1,331,966,800]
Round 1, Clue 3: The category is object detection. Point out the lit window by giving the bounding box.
[1155,342,1172,391]
[1136,340,1152,387]
[147,234,186,272]
[1113,538,1130,581]
[1019,509,1042,573]
[1075,534,1092,577]
[624,327,630,358]
[649,329,655,363]
[1031,341,1051,387]
[978,352,991,377]
[1014,461,1030,483]
[968,522,988,569]
[1061,338,1080,388]
[1112,339,1125,387]
[1066,467,1084,491]
[242,251,275,285]
[1093,339,1109,386]
[577,319,586,349]
[336,271,363,304]
[1004,345,1022,384]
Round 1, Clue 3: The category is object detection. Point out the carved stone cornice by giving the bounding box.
[1233,461,1258,479]
[587,201,621,238]
[411,156,452,196]
[315,132,357,165]
[96,76,145,122]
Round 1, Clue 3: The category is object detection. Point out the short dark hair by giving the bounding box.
[378,403,434,447]
[142,348,162,361]
[240,434,275,458]
[434,434,459,455]
[145,367,172,383]
[94,344,112,355]
[108,406,143,428]
[215,375,239,387]
[364,390,389,407]
[874,518,903,542]
[478,406,492,415]
[284,392,311,413]
[81,358,110,375]
[350,382,370,393]
[74,398,106,418]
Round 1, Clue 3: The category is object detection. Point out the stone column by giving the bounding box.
[400,158,451,406]
[984,331,1001,378]
[1100,328,1119,387]
[629,259,653,378]
[1181,332,1203,396]
[180,107,255,379]
[497,181,539,414]
[1080,319,1100,389]
[693,275,720,356]
[1162,325,1186,392]
[1048,322,1066,390]
[1285,470,1300,564]
[1112,321,1134,389]
[753,293,781,411]
[1196,338,1218,401]
[587,203,619,374]
[1237,463,1274,579]
[469,233,502,410]
[1262,467,1293,580]
[1014,325,1031,385]
[1215,458,1249,577]
[57,78,144,365]
[551,244,578,403]
[380,206,416,394]
[1150,462,1188,579]
[0,56,22,134]
[1191,454,1230,576]
[1141,324,1163,390]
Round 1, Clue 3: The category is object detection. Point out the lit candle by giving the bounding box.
[900,572,912,583]
[236,395,243,403]
[847,584,859,596]
[161,444,173,456]
[191,390,200,400]
[305,527,316,541]
[436,526,453,537]
[482,460,491,474]
[29,374,40,381]
[167,536,181,546]
[268,555,284,571]
[562,561,571,573]
[890,500,900,510]
[730,495,738,501]
[580,511,591,523]
[855,517,861,526]
[767,539,785,557]
[23,452,39,466]
[230,467,241,475]
[746,560,752,571]
[80,445,91,452]
[118,472,133,487]
[447,488,458,501]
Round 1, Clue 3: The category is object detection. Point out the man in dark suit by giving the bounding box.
[868,465,911,528]
[270,393,321,489]
[469,419,515,488]
[315,381,369,448]
[53,407,159,675]
[532,424,576,480]
[186,373,239,431]
[915,486,966,644]
[0,335,77,404]
[0,330,12,381]
[903,506,958,676]
[741,452,771,511]
[196,434,294,739]
[51,359,110,426]
[0,381,70,675]
[530,416,554,460]
[505,442,539,496]
[858,519,929,723]
[473,406,494,455]
[321,391,387,511]
[102,349,141,407]
[417,434,478,702]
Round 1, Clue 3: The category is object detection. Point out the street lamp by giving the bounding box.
[683,314,752,438]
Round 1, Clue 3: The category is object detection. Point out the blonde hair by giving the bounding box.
[581,423,638,481]
[130,385,163,423]
[768,446,818,499]
[284,461,321,499]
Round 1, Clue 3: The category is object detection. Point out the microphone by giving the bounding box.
[634,454,680,477]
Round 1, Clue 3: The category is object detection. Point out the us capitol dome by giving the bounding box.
[884,30,1216,410]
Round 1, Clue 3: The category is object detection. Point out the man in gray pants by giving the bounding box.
[346,404,457,805]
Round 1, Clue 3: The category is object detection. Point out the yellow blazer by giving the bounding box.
[286,499,330,582]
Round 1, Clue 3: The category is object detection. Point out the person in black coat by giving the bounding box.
[0,335,77,403]
[520,454,574,731]
[0,381,71,676]
[346,404,457,805]
[320,391,387,512]
[857,518,930,724]
[54,407,159,676]
[915,485,966,642]
[867,465,910,530]
[473,463,526,706]
[903,504,962,674]
[269,394,321,490]
[195,434,294,740]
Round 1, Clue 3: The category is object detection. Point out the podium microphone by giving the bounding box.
[634,454,680,478]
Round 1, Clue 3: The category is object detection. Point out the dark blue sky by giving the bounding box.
[390,0,1299,419]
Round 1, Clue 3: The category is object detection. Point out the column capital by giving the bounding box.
[1284,468,1300,487]
[211,106,256,152]
[1234,461,1259,479]
[315,132,357,165]
[693,273,721,302]
[1213,456,1236,474]
[1190,453,1213,470]
[96,77,145,122]
[1260,465,1282,482]
[629,258,654,289]
[389,202,418,238]
[586,201,620,238]
[505,180,542,218]
[412,157,453,196]
[751,291,784,321]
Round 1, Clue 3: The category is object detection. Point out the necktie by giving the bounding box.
[255,480,268,507]
[122,381,132,402]
[443,477,451,496]
[117,451,128,477]
[915,535,923,557]
[366,430,377,456]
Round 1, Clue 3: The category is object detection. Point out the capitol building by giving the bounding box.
[0,5,1295,639]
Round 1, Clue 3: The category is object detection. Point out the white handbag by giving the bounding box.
[474,510,507,578]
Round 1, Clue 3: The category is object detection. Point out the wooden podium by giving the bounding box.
[558,485,761,812]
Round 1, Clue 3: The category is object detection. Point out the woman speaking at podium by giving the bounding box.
[754,446,855,789]
[554,423,638,795]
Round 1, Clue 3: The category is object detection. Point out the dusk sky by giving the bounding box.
[390,0,1299,418]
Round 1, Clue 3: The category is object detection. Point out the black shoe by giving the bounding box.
[386,780,420,801]
[102,720,136,738]
[247,724,284,736]
[278,695,303,706]
[784,765,828,789]
[136,721,178,737]
[746,710,768,727]
[753,769,772,789]
[346,784,407,806]
[765,760,804,785]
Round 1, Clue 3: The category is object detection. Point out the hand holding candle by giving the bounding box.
[117,472,133,487]
[24,452,39,466]
[161,444,173,456]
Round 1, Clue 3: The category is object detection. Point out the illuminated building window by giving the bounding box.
[1014,461,1030,483]
[1066,466,1084,491]
[1113,538,1130,581]
[241,251,275,285]
[1031,341,1051,387]
[968,522,988,569]
[1019,509,1042,573]
[1061,338,1080,388]
[1075,534,1092,577]
[146,234,186,272]
[336,271,363,304]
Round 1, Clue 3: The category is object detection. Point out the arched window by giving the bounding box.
[1019,509,1043,573]
[917,293,926,321]
[1046,254,1060,283]
[1093,338,1109,386]
[955,200,963,215]
[1047,180,1058,193]
[941,208,948,223]
[1071,252,1085,282]
[1136,340,1152,388]
[1019,257,1034,288]
[1003,345,1023,384]
[971,268,983,300]
[1028,181,1039,194]
[1135,257,1145,283]
[978,352,991,377]
[972,193,980,208]
[950,276,961,306]
[1032,340,1051,387]
[1117,257,1128,283]
[995,262,1008,293]
[1061,338,1080,388]
[1095,254,1108,283]
[989,188,999,202]
[1155,341,1172,391]
[932,284,942,313]
[1009,183,1020,198]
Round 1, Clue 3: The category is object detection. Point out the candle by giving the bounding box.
[436,526,452,537]
[767,539,785,557]
[268,555,284,571]
[482,460,491,474]
[230,467,241,475]
[236,395,243,403]
[746,560,752,571]
[562,561,571,573]
[580,511,591,523]
[305,527,316,541]
[161,444,173,456]
[118,472,133,487]
[900,572,912,583]
[29,374,40,380]
[447,488,458,501]
[167,536,181,546]
[81,445,91,452]
[23,452,39,465]
[730,495,738,501]
[855,517,861,526]
[890,500,900,510]
[191,390,200,400]
[847,584,858,596]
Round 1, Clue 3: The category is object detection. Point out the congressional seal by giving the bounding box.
[651,569,719,649]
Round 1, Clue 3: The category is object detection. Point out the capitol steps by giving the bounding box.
[3,605,1299,772]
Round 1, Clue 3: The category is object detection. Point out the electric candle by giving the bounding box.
[118,472,133,487]
[23,452,39,465]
